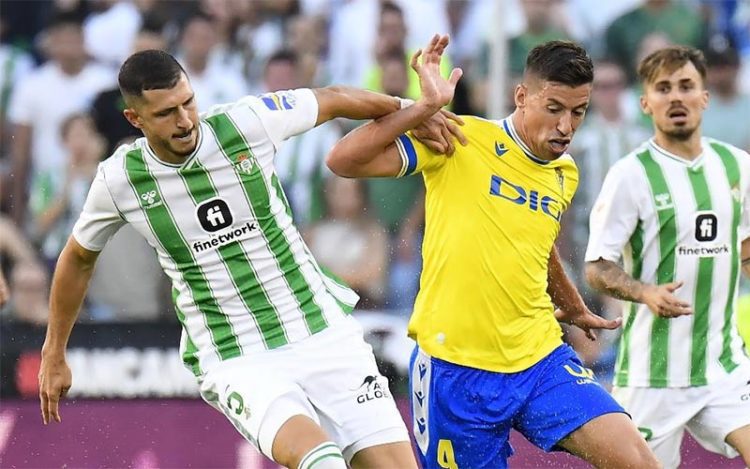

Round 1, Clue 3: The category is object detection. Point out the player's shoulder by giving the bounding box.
[458,115,505,138]
[614,141,653,172]
[554,153,577,169]
[704,136,750,160]
[204,89,311,118]
[99,138,143,177]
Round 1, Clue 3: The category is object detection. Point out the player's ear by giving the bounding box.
[514,83,527,109]
[700,88,709,110]
[123,108,143,130]
[639,94,651,116]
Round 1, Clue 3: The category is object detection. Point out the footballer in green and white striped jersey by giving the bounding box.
[72,89,359,376]
[586,137,750,388]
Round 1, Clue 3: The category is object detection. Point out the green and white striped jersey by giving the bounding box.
[72,89,358,376]
[586,138,750,388]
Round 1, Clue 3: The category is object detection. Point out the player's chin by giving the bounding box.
[168,144,196,157]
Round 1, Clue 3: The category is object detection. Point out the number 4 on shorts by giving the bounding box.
[438,439,458,469]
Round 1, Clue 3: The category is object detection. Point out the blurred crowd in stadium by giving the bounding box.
[1,0,749,387]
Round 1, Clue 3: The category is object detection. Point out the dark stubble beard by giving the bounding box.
[658,121,698,142]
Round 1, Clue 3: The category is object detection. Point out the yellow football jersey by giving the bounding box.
[395,116,579,372]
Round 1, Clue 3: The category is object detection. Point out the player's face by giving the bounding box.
[125,74,200,162]
[640,61,708,142]
[515,80,591,160]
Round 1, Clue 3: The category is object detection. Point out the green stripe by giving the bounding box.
[173,287,201,376]
[687,167,713,385]
[691,258,712,385]
[205,113,328,334]
[125,149,241,361]
[180,159,288,349]
[299,443,340,469]
[712,142,741,373]
[271,173,294,218]
[272,163,357,313]
[614,221,644,387]
[307,453,345,468]
[637,150,676,387]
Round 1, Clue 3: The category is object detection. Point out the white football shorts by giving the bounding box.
[198,315,409,463]
[612,361,750,469]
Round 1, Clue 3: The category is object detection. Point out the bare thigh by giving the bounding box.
[726,424,750,467]
[558,412,661,469]
[349,441,418,469]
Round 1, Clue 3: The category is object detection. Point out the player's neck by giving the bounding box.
[653,131,703,161]
[509,111,555,161]
[147,141,191,165]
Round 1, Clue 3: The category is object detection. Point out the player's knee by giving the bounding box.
[297,442,347,469]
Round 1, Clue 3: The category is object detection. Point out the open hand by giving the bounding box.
[641,281,692,318]
[554,307,622,341]
[412,109,468,155]
[39,352,72,424]
[411,34,463,110]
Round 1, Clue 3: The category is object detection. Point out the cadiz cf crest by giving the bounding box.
[555,168,564,192]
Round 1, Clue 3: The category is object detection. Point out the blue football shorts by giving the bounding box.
[409,343,626,469]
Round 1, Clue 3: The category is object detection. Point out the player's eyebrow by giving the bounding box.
[153,94,195,115]
[547,97,588,111]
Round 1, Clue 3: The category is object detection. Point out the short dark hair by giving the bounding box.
[638,46,707,85]
[118,50,186,100]
[380,1,404,18]
[46,11,84,31]
[266,49,298,69]
[705,41,739,68]
[525,40,594,87]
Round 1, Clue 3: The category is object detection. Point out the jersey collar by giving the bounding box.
[648,138,705,169]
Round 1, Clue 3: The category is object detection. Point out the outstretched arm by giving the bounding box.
[548,246,621,340]
[326,34,462,178]
[39,236,100,424]
[313,86,400,126]
[585,258,692,318]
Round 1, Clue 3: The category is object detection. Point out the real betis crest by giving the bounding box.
[731,183,741,202]
[235,153,254,174]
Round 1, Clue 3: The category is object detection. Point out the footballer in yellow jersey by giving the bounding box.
[397,115,578,372]
[327,36,658,469]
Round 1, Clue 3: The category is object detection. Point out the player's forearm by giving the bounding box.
[42,238,98,356]
[327,100,439,177]
[547,246,587,313]
[314,86,401,125]
[584,259,646,303]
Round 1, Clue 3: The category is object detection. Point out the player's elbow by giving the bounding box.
[326,141,363,178]
[584,260,605,291]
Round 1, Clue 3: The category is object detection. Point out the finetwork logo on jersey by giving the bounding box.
[678,212,728,256]
[695,212,718,242]
[140,190,163,209]
[192,198,258,253]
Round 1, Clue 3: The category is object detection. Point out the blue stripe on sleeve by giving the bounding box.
[398,134,418,176]
[262,96,279,110]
